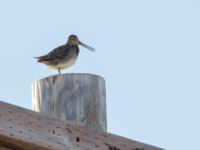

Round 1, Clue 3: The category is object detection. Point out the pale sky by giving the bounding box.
[0,1,200,149]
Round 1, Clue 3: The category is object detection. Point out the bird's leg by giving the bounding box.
[58,68,61,75]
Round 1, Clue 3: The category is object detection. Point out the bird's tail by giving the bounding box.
[34,55,53,64]
[34,56,43,62]
[34,56,45,62]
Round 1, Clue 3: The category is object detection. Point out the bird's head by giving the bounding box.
[67,34,95,52]
[67,35,79,46]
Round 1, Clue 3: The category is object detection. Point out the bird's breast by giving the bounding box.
[49,57,77,70]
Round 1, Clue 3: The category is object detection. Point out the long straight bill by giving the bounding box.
[79,41,95,52]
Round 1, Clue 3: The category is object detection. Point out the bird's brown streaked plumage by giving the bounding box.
[35,34,95,75]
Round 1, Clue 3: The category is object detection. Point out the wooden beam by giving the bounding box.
[0,101,163,150]
[0,146,14,150]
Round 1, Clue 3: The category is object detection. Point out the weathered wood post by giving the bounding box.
[32,73,106,131]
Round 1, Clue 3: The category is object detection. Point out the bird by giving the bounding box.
[35,34,95,75]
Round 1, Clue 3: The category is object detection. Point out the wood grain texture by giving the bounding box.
[0,101,163,150]
[32,73,107,131]
[0,146,14,150]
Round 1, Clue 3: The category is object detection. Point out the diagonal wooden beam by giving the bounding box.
[0,101,163,150]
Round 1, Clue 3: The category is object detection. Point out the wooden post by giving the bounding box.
[32,73,107,131]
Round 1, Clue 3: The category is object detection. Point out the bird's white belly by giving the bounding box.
[49,57,76,70]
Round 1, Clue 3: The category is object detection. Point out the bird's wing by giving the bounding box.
[47,45,67,59]
[36,45,67,62]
